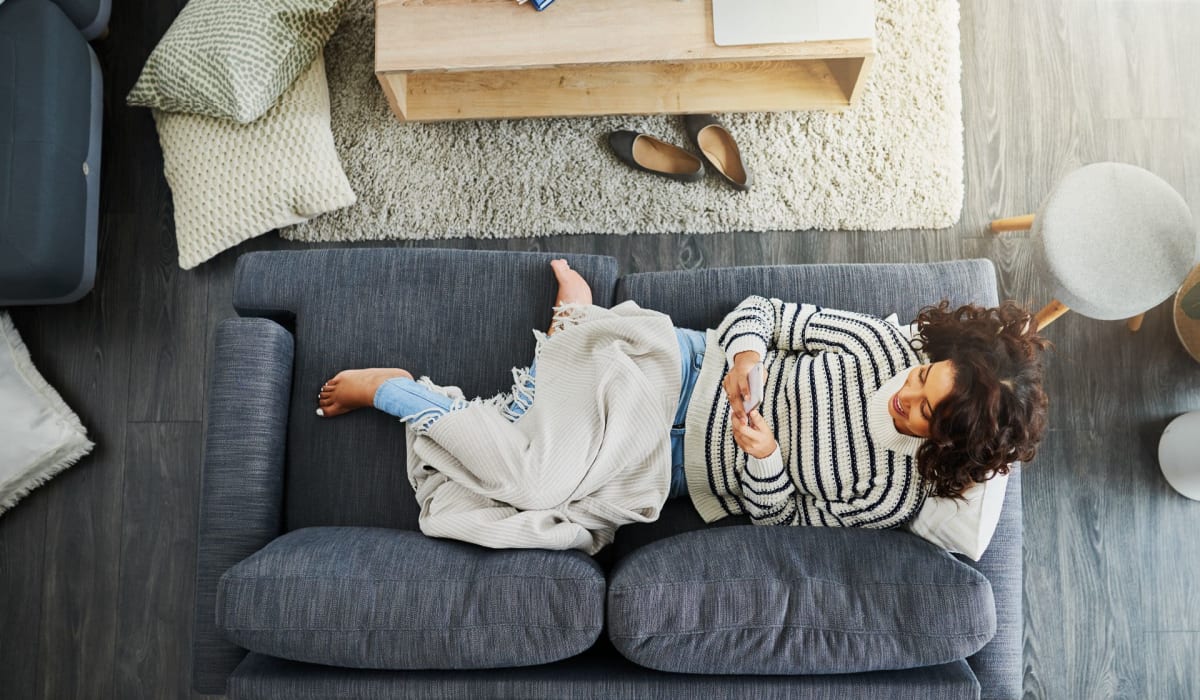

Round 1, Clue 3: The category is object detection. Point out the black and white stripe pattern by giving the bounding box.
[683,296,929,529]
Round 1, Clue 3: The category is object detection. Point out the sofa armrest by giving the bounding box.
[193,318,294,695]
[968,466,1022,700]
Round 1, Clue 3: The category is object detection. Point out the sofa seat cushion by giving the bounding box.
[216,527,606,670]
[607,525,996,675]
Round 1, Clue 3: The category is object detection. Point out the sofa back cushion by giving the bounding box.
[608,525,996,675]
[614,260,998,331]
[231,248,619,532]
[217,527,606,669]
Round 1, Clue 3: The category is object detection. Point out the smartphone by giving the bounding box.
[743,362,764,423]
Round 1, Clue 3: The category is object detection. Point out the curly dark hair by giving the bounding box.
[910,301,1050,499]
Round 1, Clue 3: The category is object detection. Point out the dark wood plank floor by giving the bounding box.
[3,1,1200,698]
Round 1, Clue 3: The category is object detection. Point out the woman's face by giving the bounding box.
[889,361,956,438]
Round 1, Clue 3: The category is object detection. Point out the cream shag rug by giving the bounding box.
[282,0,962,241]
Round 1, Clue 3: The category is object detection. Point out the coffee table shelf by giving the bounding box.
[375,0,875,122]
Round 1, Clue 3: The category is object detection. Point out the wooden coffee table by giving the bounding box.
[374,0,875,122]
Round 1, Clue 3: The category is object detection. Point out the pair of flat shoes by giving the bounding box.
[608,115,753,191]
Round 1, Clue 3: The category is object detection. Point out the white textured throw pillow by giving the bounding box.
[884,313,1008,561]
[0,313,94,516]
[153,53,355,269]
[906,472,1008,561]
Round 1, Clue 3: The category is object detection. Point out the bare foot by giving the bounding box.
[549,259,593,335]
[317,368,413,418]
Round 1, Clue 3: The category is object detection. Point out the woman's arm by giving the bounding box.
[716,295,914,362]
[714,295,815,364]
[718,295,813,422]
[716,296,918,396]
[740,456,920,530]
[732,418,899,529]
[738,445,799,525]
[818,466,924,530]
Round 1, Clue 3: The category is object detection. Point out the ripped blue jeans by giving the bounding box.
[373,327,707,500]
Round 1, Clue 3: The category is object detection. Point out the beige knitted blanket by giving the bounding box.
[405,302,681,554]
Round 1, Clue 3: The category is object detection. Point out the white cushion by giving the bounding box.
[0,312,94,515]
[153,53,355,269]
[905,472,1008,561]
[884,313,1007,561]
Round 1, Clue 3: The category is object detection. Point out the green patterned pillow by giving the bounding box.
[128,0,345,123]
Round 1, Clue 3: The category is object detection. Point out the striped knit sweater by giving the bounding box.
[682,295,930,529]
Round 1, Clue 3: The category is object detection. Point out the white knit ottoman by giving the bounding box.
[991,162,1199,330]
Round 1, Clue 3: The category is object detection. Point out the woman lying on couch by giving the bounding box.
[316,259,1049,533]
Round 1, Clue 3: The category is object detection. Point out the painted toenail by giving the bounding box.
[316,408,325,417]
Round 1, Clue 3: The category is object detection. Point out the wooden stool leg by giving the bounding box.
[1127,313,1146,333]
[990,214,1036,233]
[1035,300,1070,331]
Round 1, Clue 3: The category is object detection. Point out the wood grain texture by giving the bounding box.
[1020,430,1148,699]
[1,1,1199,699]
[990,214,1035,232]
[375,0,873,72]
[30,216,133,700]
[125,185,210,422]
[375,0,872,121]
[395,58,859,122]
[0,476,46,700]
[377,72,407,121]
[1142,633,1200,699]
[113,422,205,700]
[1134,422,1200,634]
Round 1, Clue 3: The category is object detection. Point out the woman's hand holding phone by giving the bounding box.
[731,408,777,459]
[724,351,775,458]
[723,351,764,424]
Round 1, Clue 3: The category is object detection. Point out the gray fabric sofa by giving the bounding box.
[194,248,1021,699]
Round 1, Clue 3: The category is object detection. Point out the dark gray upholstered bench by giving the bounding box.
[195,248,1022,700]
[0,0,106,305]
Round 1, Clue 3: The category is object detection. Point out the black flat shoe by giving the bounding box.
[683,115,753,192]
[608,130,705,183]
